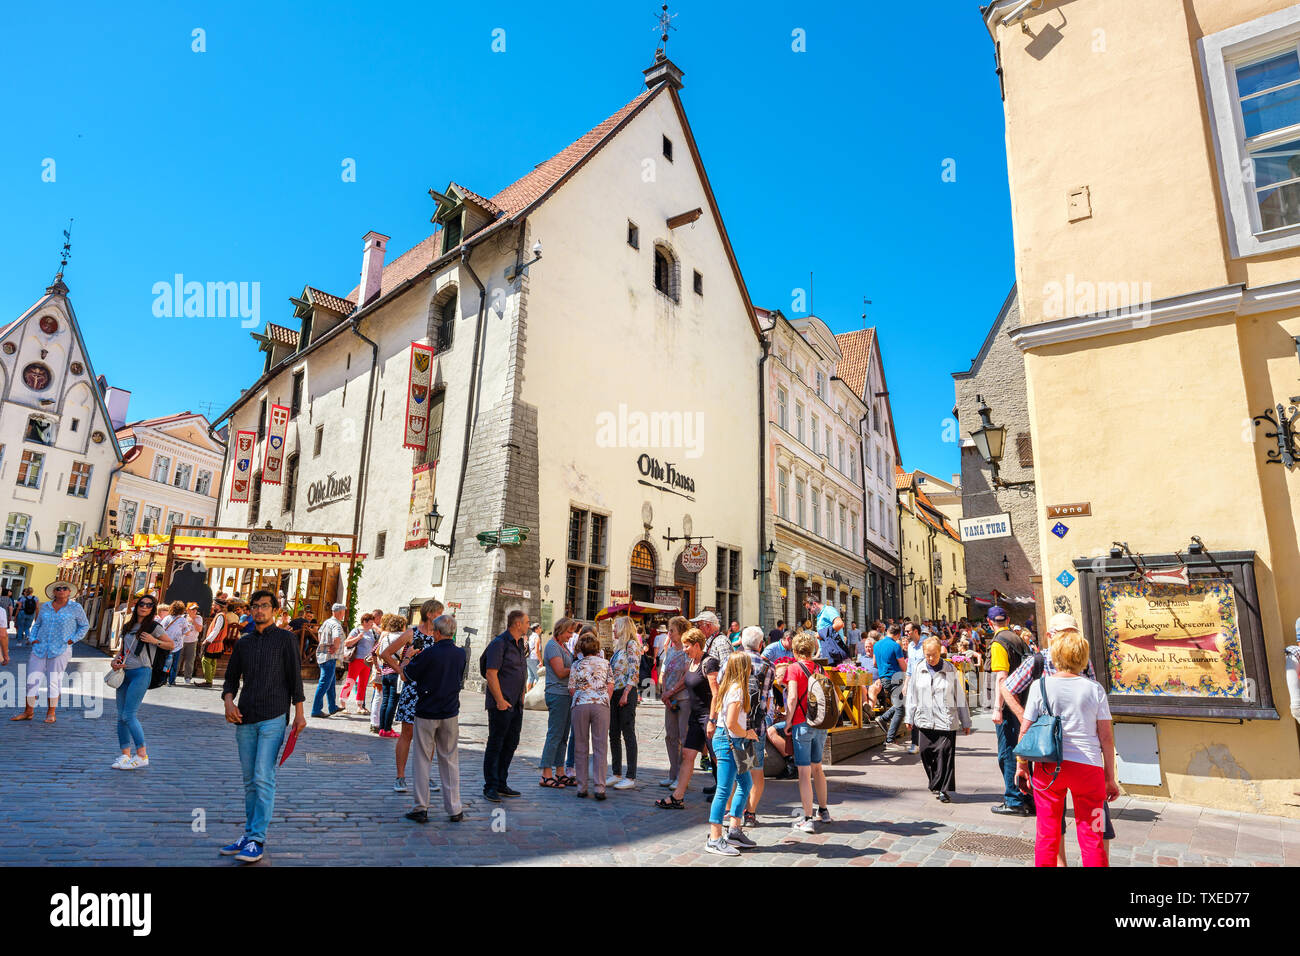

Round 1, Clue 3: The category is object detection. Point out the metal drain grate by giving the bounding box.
[939,831,1036,860]
[304,753,372,765]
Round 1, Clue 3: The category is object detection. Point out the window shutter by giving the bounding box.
[1016,432,1033,468]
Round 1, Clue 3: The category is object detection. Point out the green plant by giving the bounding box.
[345,560,364,631]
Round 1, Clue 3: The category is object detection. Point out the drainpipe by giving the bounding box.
[96,462,126,538]
[757,333,771,631]
[349,320,380,555]
[857,409,869,618]
[449,238,491,559]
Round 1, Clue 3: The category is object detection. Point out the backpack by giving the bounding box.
[795,660,840,731]
[992,632,1031,707]
[23,595,36,615]
[132,624,171,690]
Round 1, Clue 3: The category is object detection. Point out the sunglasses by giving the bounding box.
[138,602,155,609]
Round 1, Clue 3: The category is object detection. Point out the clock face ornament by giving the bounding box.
[91,431,106,444]
[39,315,59,335]
[70,361,84,375]
[23,363,52,391]
[1,343,14,355]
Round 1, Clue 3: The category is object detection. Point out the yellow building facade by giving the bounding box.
[898,471,967,622]
[986,0,1300,816]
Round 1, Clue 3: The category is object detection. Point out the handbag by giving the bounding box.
[104,664,125,689]
[1012,674,1064,790]
[523,677,548,711]
[728,734,757,776]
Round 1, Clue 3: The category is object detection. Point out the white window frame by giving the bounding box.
[869,492,877,531]
[55,521,80,552]
[4,513,31,549]
[16,451,43,489]
[195,470,212,496]
[795,478,806,527]
[837,436,845,473]
[777,386,788,431]
[839,505,847,547]
[152,454,171,484]
[67,461,92,498]
[174,462,193,490]
[795,402,805,443]
[777,467,789,519]
[142,505,162,535]
[812,489,821,535]
[119,499,138,535]
[1202,6,1300,256]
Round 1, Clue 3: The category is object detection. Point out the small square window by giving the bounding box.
[693,270,703,295]
[313,424,324,458]
[662,135,673,161]
[71,419,79,432]
[627,221,639,249]
[376,531,386,559]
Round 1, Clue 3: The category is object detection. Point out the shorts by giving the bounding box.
[683,715,708,753]
[791,723,826,767]
[1063,798,1115,840]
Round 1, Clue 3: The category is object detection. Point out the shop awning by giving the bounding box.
[596,600,680,620]
[129,534,366,570]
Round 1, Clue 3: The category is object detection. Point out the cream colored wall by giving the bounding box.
[520,91,761,618]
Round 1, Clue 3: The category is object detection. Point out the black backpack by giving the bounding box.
[23,595,36,615]
[141,624,171,690]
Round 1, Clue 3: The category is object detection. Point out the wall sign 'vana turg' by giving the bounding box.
[1074,550,1277,720]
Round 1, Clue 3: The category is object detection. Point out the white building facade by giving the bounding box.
[764,311,867,630]
[0,276,121,596]
[107,410,223,540]
[214,54,764,638]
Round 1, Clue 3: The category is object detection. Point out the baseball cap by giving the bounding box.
[988,606,1008,622]
[690,610,720,626]
[331,602,346,612]
[1048,612,1080,633]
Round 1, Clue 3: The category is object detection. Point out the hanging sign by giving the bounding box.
[405,463,435,551]
[959,512,1013,541]
[681,544,708,573]
[261,404,290,485]
[230,429,256,502]
[248,530,287,555]
[404,342,435,450]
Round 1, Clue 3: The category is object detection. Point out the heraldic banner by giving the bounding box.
[405,462,436,550]
[404,342,434,450]
[229,429,256,502]
[262,403,290,485]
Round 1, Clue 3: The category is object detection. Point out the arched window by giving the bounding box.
[283,454,299,514]
[249,470,262,525]
[429,289,457,352]
[653,245,680,302]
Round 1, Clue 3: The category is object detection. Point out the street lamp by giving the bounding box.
[426,500,452,555]
[906,569,915,588]
[754,541,777,631]
[969,395,1035,492]
[1001,554,1011,581]
[753,540,777,579]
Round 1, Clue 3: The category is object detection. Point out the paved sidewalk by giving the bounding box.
[2,643,1298,866]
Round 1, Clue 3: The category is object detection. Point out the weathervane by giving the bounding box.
[56,218,73,281]
[653,3,677,54]
[861,296,873,329]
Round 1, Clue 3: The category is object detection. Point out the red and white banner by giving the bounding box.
[1143,565,1190,587]
[404,342,434,450]
[404,462,435,551]
[262,404,290,485]
[229,430,256,502]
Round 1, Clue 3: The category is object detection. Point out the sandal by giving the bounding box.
[655,796,685,810]
[558,774,577,787]
[576,790,589,798]
[539,777,562,788]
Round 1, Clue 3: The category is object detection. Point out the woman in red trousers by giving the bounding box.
[1014,629,1120,866]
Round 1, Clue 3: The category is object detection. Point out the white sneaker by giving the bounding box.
[127,755,149,770]
[614,778,635,790]
[658,777,675,788]
[394,777,408,793]
[111,754,133,770]
[604,774,622,787]
[792,816,817,834]
[705,837,740,857]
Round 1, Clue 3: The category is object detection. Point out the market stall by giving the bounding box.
[594,598,680,653]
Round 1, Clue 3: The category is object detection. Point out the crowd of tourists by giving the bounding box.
[2,577,1148,866]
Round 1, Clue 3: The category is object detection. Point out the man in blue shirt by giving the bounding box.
[482,609,528,803]
[402,614,466,824]
[870,624,909,744]
[806,597,840,633]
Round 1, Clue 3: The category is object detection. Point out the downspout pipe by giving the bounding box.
[858,409,870,618]
[349,318,380,553]
[449,239,490,557]
[757,334,771,631]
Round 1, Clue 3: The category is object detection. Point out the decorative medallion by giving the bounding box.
[22,362,52,391]
[91,430,105,444]
[70,361,84,375]
[1,343,14,355]
[39,315,59,335]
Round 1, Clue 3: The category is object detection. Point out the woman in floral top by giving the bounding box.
[606,617,641,790]
[567,631,613,798]
[657,615,691,788]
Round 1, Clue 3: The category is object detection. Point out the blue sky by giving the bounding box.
[0,0,1013,479]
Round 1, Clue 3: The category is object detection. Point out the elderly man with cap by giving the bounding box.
[988,606,1032,816]
[311,603,347,719]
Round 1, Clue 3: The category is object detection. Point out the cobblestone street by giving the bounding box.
[4,644,1299,867]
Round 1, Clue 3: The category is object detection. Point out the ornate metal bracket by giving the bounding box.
[1252,397,1300,468]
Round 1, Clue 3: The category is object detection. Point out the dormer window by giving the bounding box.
[442,213,462,252]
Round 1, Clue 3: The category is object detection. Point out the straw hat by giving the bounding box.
[45,580,76,600]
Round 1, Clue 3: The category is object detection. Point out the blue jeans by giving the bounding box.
[312,659,338,715]
[542,692,572,770]
[164,649,182,686]
[709,730,752,825]
[235,716,287,845]
[791,724,826,767]
[115,667,150,749]
[995,712,1026,809]
[16,612,32,643]
[564,724,577,772]
[379,673,400,731]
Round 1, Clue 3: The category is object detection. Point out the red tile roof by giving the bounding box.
[345,232,443,304]
[834,328,874,398]
[265,323,299,347]
[450,182,504,217]
[894,467,912,490]
[304,287,353,315]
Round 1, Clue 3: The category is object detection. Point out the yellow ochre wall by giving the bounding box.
[995,0,1300,816]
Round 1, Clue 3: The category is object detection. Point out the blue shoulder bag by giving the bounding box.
[1012,674,1063,790]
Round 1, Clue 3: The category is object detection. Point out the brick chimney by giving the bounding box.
[358,231,390,308]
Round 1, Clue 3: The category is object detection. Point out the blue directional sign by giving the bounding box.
[1056,569,1076,588]
[1051,521,1069,539]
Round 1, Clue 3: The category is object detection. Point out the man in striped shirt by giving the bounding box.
[220,589,306,864]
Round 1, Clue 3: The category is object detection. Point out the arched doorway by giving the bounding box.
[630,540,657,604]
[674,551,698,619]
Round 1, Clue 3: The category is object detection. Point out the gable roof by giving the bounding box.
[121,411,223,450]
[953,282,1017,380]
[836,328,903,467]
